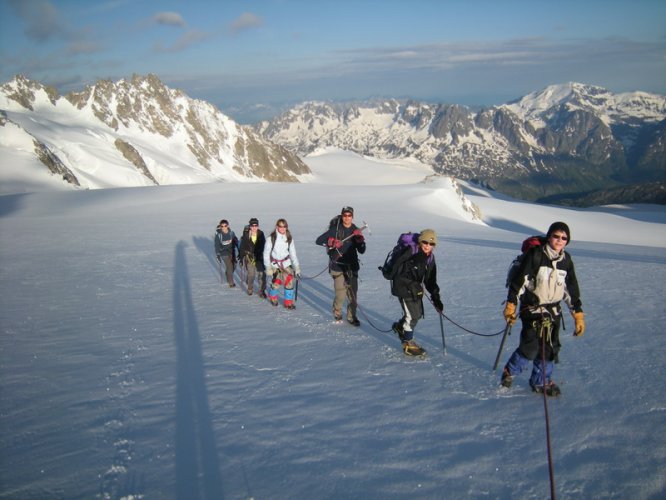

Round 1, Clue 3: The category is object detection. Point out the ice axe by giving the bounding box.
[338,221,370,244]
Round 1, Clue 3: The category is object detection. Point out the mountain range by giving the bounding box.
[256,83,666,204]
[0,74,309,193]
[1,75,665,205]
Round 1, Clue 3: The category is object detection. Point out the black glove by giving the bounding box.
[432,296,443,313]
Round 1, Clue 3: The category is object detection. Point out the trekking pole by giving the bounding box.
[493,323,513,370]
[294,274,299,302]
[439,312,446,355]
[426,290,446,355]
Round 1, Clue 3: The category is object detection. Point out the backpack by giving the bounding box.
[505,235,546,288]
[329,215,341,229]
[379,232,433,280]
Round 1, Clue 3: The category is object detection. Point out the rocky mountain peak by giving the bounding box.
[2,74,59,110]
[257,83,666,202]
[505,82,666,125]
[1,74,310,191]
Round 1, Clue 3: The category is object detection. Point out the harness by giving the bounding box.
[272,256,291,270]
[270,233,293,270]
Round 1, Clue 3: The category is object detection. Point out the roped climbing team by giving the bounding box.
[214,210,585,395]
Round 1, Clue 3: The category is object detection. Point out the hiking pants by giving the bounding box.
[505,312,561,387]
[330,270,358,321]
[244,257,266,294]
[269,266,296,307]
[397,297,424,341]
[220,255,235,285]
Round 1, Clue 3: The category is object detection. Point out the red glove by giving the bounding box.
[352,229,364,242]
[327,237,342,249]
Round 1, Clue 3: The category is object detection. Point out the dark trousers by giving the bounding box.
[397,297,424,341]
[243,257,266,293]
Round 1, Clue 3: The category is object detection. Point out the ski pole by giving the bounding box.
[294,276,299,302]
[493,323,512,370]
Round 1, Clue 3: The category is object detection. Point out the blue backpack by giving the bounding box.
[379,232,433,280]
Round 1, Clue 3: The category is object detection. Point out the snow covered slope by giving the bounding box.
[257,83,666,201]
[0,75,310,194]
[1,152,664,498]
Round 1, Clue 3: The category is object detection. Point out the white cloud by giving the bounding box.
[230,12,263,34]
[155,29,211,53]
[154,11,186,28]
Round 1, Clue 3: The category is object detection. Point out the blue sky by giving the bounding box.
[1,0,665,122]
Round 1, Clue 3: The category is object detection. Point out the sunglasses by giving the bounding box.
[277,225,287,229]
[420,241,435,247]
[551,234,568,241]
[250,224,258,227]
[220,224,228,228]
[342,213,353,218]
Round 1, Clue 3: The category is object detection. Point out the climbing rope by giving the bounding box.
[297,264,330,280]
[538,315,557,500]
[424,293,505,337]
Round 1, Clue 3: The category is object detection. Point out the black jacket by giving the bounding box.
[239,228,266,270]
[315,218,366,273]
[391,247,440,301]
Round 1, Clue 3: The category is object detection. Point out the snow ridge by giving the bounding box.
[257,83,666,201]
[0,75,310,193]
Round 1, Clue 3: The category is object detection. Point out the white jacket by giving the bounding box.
[263,232,300,272]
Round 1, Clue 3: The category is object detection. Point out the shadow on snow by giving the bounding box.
[173,240,224,499]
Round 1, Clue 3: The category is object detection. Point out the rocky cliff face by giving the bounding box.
[1,74,310,191]
[256,83,666,201]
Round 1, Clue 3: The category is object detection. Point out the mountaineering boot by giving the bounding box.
[333,310,343,323]
[259,291,267,299]
[531,381,561,397]
[402,340,426,357]
[270,298,279,307]
[392,322,407,342]
[347,317,360,327]
[285,303,296,310]
[501,368,513,388]
[247,288,253,296]
[229,282,236,288]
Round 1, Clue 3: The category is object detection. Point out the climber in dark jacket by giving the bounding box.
[238,217,267,298]
[501,221,585,397]
[390,229,443,356]
[214,219,239,288]
[315,206,366,326]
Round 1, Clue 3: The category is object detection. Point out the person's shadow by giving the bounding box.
[173,241,224,499]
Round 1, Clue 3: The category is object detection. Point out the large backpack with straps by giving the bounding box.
[505,235,546,288]
[379,232,433,280]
